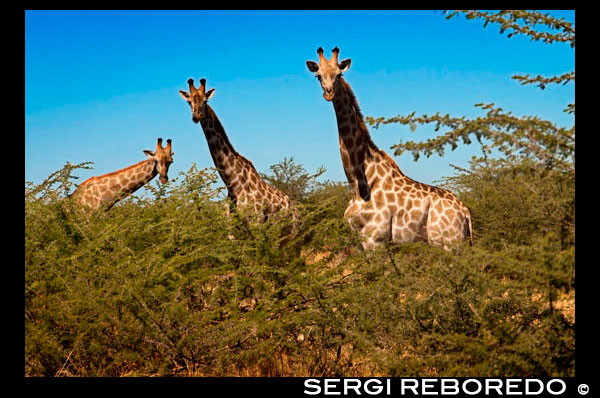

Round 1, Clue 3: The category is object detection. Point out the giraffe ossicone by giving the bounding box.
[179,77,293,219]
[72,137,174,211]
[307,47,473,250]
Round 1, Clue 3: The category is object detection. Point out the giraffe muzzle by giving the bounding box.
[323,90,335,101]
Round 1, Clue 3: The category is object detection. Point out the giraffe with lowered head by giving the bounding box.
[179,78,292,218]
[72,138,174,211]
[306,47,472,250]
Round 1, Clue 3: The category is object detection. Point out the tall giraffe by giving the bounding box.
[306,47,472,250]
[72,138,174,211]
[179,78,292,218]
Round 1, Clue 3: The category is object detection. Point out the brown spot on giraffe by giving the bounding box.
[179,78,293,218]
[72,138,174,211]
[382,178,393,192]
[373,190,385,210]
[307,47,473,250]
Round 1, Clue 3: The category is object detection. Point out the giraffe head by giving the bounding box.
[306,47,352,101]
[143,138,174,184]
[179,78,216,123]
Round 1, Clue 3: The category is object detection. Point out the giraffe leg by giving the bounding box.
[223,197,237,240]
[391,210,412,244]
[424,200,449,250]
[361,220,391,250]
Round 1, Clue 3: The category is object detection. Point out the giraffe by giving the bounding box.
[306,47,473,250]
[179,78,292,219]
[72,138,174,211]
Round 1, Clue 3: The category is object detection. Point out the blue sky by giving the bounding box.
[25,10,575,191]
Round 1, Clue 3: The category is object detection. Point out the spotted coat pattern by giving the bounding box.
[308,47,473,250]
[180,78,292,218]
[72,138,173,211]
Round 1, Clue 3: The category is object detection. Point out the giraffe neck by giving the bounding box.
[199,105,261,199]
[332,77,378,202]
[74,158,157,210]
[120,158,158,193]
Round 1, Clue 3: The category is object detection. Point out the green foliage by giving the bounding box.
[439,157,574,251]
[511,71,574,90]
[444,10,575,48]
[366,104,574,174]
[25,158,574,377]
[260,156,327,203]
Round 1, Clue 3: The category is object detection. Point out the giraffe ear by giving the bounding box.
[179,90,190,101]
[306,60,319,73]
[143,150,155,158]
[339,58,352,72]
[205,88,216,100]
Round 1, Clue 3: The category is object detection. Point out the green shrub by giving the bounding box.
[25,158,573,377]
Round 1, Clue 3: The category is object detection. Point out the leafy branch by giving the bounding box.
[25,161,94,201]
[444,10,575,47]
[366,104,574,172]
[512,71,574,90]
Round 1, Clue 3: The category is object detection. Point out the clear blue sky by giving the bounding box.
[25,10,575,190]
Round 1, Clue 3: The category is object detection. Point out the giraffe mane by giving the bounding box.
[339,77,377,151]
[76,158,153,188]
[379,150,406,177]
[206,105,240,157]
[204,104,267,186]
[240,156,262,178]
[339,77,408,177]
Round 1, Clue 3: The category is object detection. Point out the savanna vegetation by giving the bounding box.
[25,10,574,377]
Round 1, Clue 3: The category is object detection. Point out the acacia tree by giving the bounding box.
[365,10,575,249]
[261,157,326,203]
